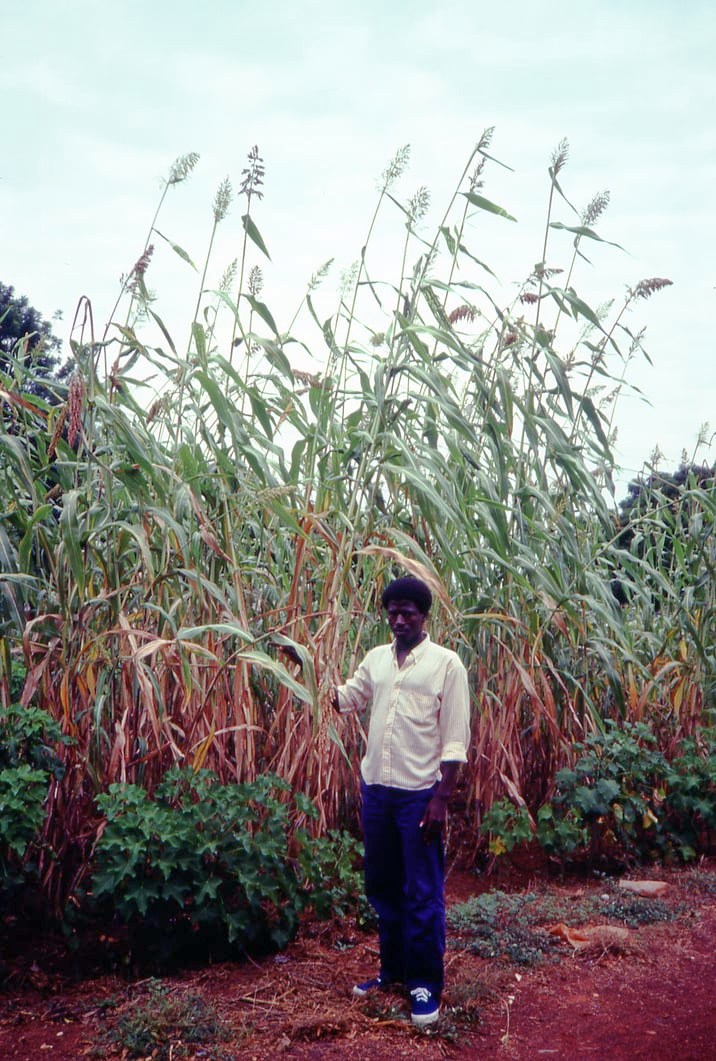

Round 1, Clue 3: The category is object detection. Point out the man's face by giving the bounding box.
[385,598,427,648]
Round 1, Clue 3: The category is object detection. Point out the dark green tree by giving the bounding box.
[612,462,716,606]
[0,283,68,398]
[618,463,715,545]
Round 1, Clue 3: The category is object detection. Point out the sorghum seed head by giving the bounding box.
[408,186,430,224]
[469,156,486,192]
[240,145,265,201]
[167,152,200,185]
[131,244,154,281]
[219,259,238,293]
[381,144,411,190]
[549,138,569,177]
[248,265,264,297]
[582,190,610,227]
[477,126,495,153]
[449,305,477,325]
[47,404,68,460]
[67,373,85,447]
[213,177,233,222]
[630,277,674,300]
[308,258,334,293]
[339,261,359,298]
[146,399,164,423]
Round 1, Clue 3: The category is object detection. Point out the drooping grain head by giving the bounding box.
[240,145,265,202]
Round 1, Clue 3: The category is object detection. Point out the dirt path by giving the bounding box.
[1,863,715,1060]
[478,903,716,1060]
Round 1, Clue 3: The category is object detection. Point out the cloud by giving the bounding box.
[2,0,713,486]
[1,60,90,111]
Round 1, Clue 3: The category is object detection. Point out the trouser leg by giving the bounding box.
[361,782,405,983]
[361,783,445,998]
[393,786,445,1000]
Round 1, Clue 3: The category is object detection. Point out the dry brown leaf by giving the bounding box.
[547,922,632,951]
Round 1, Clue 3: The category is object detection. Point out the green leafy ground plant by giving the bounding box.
[482,723,716,867]
[93,768,363,965]
[0,703,67,890]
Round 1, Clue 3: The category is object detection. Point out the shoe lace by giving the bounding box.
[410,987,431,1003]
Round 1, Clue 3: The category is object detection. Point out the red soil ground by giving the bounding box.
[1,860,715,1060]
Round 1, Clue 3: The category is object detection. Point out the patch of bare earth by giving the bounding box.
[1,861,715,1060]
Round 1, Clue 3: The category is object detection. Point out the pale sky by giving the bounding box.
[3,0,715,497]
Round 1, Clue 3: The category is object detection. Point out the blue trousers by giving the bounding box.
[361,781,445,999]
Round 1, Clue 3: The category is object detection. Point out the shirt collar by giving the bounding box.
[391,632,431,661]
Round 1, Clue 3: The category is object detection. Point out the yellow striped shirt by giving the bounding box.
[336,635,470,789]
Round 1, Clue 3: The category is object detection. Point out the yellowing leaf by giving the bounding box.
[673,679,685,713]
[628,666,638,712]
[192,726,215,771]
[60,672,70,720]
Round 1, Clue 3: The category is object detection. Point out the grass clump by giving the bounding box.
[95,978,231,1060]
[448,891,561,966]
[448,885,683,966]
[681,866,716,898]
[600,895,682,926]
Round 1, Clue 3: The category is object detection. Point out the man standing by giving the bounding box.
[335,576,470,1026]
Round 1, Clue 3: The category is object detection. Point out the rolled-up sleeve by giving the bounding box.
[439,657,470,763]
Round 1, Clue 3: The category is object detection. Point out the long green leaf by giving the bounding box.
[244,294,279,335]
[549,221,624,250]
[241,213,271,260]
[153,228,198,270]
[462,191,517,222]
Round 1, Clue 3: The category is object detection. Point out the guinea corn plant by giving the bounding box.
[0,135,710,910]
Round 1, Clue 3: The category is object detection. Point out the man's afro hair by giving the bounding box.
[381,576,432,615]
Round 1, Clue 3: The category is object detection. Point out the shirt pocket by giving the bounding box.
[398,689,440,729]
